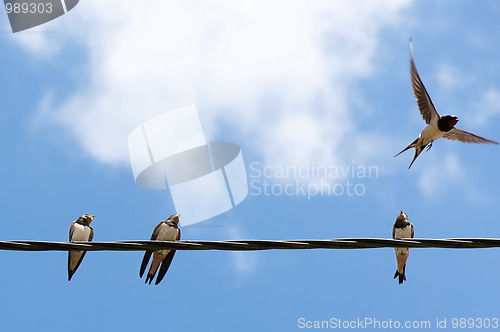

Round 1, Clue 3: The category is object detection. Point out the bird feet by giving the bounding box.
[426,142,433,152]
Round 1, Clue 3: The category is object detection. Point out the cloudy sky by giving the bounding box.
[1,0,500,331]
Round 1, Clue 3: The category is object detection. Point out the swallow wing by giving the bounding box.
[68,251,87,281]
[392,225,396,239]
[410,40,440,124]
[411,224,414,238]
[150,221,164,240]
[155,251,176,285]
[68,224,93,281]
[68,222,78,280]
[140,221,164,278]
[154,228,181,285]
[69,222,75,241]
[139,251,153,278]
[442,128,498,144]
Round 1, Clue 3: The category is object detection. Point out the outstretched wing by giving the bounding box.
[442,128,498,144]
[410,39,440,124]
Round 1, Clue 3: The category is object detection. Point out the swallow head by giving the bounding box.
[437,115,459,132]
[168,214,181,224]
[444,115,459,127]
[447,115,459,127]
[77,214,95,225]
[397,211,408,221]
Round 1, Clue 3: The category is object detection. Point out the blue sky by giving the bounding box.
[1,0,500,331]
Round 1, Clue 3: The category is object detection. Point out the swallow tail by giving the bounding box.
[139,251,153,278]
[68,250,87,281]
[155,250,176,285]
[394,138,418,157]
[145,271,155,285]
[408,139,433,168]
[145,252,164,284]
[395,137,427,169]
[393,265,407,284]
[145,265,157,285]
[408,151,420,169]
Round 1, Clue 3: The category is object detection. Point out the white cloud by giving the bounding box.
[418,153,465,197]
[22,0,412,169]
[434,63,500,130]
[470,87,500,127]
[225,225,258,277]
[435,63,473,91]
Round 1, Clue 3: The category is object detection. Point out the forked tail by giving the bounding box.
[393,265,407,284]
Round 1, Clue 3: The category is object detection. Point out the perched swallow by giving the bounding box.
[140,214,181,285]
[395,40,498,168]
[392,211,414,284]
[68,214,95,281]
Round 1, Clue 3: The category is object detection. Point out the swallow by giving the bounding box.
[140,214,181,285]
[68,214,95,281]
[392,211,414,284]
[395,40,498,168]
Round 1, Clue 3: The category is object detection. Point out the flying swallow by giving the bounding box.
[392,211,414,284]
[395,40,498,168]
[68,214,95,281]
[140,214,181,285]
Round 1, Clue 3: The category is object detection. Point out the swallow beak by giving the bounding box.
[89,215,95,221]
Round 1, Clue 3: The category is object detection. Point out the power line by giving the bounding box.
[0,238,500,252]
